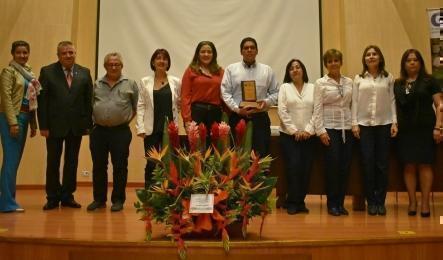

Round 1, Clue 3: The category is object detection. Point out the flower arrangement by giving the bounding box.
[134,115,277,259]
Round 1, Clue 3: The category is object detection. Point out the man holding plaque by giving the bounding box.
[221,37,279,157]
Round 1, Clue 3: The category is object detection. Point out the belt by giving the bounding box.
[20,104,30,113]
[192,102,220,111]
[94,123,129,130]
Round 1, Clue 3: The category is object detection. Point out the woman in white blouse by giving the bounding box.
[352,45,397,216]
[136,49,181,187]
[313,49,353,216]
[278,59,315,215]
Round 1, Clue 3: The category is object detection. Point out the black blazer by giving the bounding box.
[37,62,93,138]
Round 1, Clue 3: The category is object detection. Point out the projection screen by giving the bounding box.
[97,0,321,84]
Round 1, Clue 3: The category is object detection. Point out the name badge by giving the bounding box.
[189,194,214,213]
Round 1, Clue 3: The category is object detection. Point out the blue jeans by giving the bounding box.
[279,132,315,208]
[359,125,391,206]
[0,112,30,212]
[323,129,353,209]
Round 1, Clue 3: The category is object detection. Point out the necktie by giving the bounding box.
[66,69,72,87]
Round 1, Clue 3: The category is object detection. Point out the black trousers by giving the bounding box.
[279,132,315,208]
[359,124,391,206]
[229,112,271,157]
[191,102,222,138]
[143,132,162,188]
[45,131,82,203]
[323,129,354,209]
[90,125,132,203]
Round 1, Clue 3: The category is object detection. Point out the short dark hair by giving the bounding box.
[360,45,388,77]
[11,40,30,54]
[150,49,171,71]
[399,49,429,82]
[322,49,342,67]
[189,41,221,75]
[283,59,309,83]
[240,37,258,51]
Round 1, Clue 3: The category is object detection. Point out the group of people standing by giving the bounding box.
[0,37,278,213]
[0,38,441,219]
[279,46,442,218]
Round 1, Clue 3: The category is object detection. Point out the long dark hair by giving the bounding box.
[360,45,388,77]
[283,59,309,83]
[398,49,430,84]
[189,41,221,75]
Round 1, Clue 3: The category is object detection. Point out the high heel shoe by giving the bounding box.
[420,212,430,218]
[407,203,417,216]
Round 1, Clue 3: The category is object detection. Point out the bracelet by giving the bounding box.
[434,126,443,131]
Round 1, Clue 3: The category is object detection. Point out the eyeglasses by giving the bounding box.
[106,63,122,68]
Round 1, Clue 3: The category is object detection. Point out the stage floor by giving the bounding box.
[1,187,443,259]
[1,187,443,241]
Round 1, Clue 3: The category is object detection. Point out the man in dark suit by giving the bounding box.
[37,41,93,210]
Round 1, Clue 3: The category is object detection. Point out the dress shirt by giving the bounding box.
[352,72,396,126]
[92,75,138,127]
[181,67,224,122]
[278,82,315,135]
[221,61,279,113]
[313,74,353,135]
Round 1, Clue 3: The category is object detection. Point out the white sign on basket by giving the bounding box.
[189,194,214,214]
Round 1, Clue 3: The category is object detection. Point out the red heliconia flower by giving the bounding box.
[187,121,200,152]
[198,123,207,148]
[169,161,179,186]
[219,122,230,140]
[235,119,246,146]
[244,152,260,182]
[168,121,180,150]
[210,122,220,145]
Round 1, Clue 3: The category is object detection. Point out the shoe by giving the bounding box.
[297,205,310,213]
[87,201,106,211]
[338,206,349,216]
[61,199,81,208]
[328,207,340,216]
[111,201,124,212]
[377,205,386,216]
[408,203,417,216]
[367,205,377,216]
[287,206,298,215]
[421,212,430,218]
[43,201,59,210]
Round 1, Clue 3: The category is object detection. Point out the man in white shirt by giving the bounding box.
[221,37,279,157]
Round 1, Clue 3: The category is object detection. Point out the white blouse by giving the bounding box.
[351,72,397,126]
[278,82,315,135]
[313,74,353,135]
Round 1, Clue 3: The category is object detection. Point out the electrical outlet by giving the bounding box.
[81,170,90,177]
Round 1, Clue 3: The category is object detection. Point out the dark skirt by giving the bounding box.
[397,127,436,164]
